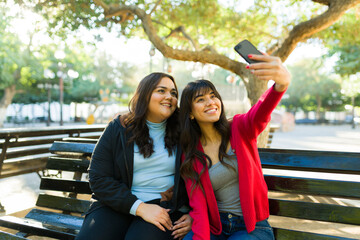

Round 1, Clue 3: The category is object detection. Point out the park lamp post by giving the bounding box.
[54,50,65,126]
[43,69,55,126]
[149,45,155,72]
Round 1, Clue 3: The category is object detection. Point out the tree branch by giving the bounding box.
[93,3,248,78]
[150,0,162,15]
[312,0,332,6]
[163,26,200,50]
[93,0,135,22]
[274,0,360,61]
[93,0,359,106]
[93,0,110,12]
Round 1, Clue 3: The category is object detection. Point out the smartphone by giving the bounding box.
[234,39,263,64]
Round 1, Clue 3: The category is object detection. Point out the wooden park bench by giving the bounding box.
[0,142,359,239]
[0,139,96,239]
[261,148,360,240]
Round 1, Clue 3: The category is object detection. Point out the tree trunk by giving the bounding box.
[316,95,322,120]
[248,75,270,148]
[0,85,17,128]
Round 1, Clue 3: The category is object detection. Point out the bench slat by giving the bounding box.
[260,148,360,174]
[36,194,90,213]
[25,209,83,230]
[265,175,360,199]
[0,215,76,240]
[0,230,28,240]
[46,157,90,173]
[1,138,59,148]
[6,147,50,159]
[40,177,92,194]
[49,142,95,155]
[274,228,357,240]
[0,157,48,179]
[269,199,360,225]
[62,137,98,144]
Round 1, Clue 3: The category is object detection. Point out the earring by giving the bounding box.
[190,116,194,120]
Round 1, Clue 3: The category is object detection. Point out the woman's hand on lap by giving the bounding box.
[136,203,173,232]
[171,214,193,239]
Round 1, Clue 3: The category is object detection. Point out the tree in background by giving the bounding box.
[329,45,360,128]
[0,8,43,127]
[0,2,143,127]
[16,0,358,101]
[15,0,359,146]
[93,52,139,105]
[282,58,343,120]
[325,9,360,128]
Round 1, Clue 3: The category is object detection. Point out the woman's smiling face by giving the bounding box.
[146,77,178,123]
[190,89,222,125]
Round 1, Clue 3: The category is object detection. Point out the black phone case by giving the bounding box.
[234,40,263,64]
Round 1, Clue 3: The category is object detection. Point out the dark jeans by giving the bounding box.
[76,200,183,240]
[184,212,274,240]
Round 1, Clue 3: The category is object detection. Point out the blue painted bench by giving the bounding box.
[0,143,359,239]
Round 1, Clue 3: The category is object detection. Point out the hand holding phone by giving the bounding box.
[234,40,263,64]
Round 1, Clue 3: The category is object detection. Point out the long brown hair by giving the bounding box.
[124,72,179,158]
[179,80,231,192]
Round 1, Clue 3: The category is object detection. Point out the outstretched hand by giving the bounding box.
[136,203,173,232]
[172,214,193,239]
[246,53,291,92]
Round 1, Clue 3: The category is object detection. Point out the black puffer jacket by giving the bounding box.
[87,116,188,215]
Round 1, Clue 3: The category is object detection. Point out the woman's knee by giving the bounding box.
[76,207,133,240]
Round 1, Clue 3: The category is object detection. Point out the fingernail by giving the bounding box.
[251,70,255,74]
[246,65,250,69]
[248,54,253,58]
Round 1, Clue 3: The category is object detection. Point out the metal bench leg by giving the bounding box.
[0,202,5,214]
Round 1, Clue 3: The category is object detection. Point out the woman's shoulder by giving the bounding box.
[229,113,246,124]
[106,113,129,133]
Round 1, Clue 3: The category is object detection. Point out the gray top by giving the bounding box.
[208,148,242,216]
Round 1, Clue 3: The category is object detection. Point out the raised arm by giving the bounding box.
[233,54,291,138]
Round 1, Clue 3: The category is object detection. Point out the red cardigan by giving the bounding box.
[183,85,285,240]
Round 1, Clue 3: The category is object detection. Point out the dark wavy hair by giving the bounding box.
[124,72,179,158]
[179,80,231,192]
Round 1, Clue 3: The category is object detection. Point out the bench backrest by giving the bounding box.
[35,141,96,215]
[0,126,104,179]
[259,148,360,240]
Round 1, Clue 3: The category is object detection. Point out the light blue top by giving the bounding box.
[129,120,176,215]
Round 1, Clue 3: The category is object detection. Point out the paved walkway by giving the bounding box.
[271,124,360,152]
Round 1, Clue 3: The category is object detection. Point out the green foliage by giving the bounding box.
[329,45,360,77]
[12,0,329,53]
[0,4,139,106]
[4,0,359,111]
[0,7,43,91]
[319,8,360,47]
[282,58,343,113]
[320,7,360,104]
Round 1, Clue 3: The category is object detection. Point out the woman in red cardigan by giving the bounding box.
[178,54,291,240]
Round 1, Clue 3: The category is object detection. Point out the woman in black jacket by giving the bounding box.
[77,72,191,240]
